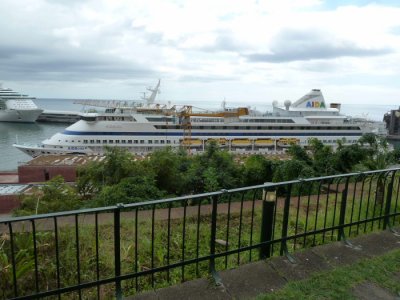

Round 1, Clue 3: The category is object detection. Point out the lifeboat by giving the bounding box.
[231,139,251,146]
[255,139,274,146]
[207,138,227,145]
[277,138,300,147]
[181,139,202,146]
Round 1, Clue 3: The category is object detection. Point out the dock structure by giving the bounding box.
[36,110,81,123]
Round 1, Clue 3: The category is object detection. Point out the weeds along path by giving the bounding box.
[0,182,369,234]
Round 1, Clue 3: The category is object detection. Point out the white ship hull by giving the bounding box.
[14,144,94,157]
[0,84,43,123]
[0,108,43,123]
[14,117,364,158]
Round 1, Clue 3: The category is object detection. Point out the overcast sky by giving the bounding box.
[1,0,400,108]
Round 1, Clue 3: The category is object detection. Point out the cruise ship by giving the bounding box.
[0,84,43,122]
[13,85,379,157]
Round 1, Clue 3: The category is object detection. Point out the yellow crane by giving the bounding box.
[178,106,249,153]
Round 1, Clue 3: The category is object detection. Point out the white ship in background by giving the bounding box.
[0,84,43,122]
[13,82,386,157]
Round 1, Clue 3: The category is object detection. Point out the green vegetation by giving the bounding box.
[257,249,400,300]
[13,134,400,215]
[14,176,81,216]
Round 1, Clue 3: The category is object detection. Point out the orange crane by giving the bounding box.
[178,106,249,153]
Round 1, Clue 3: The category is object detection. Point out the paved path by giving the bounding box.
[0,199,264,233]
[130,229,400,300]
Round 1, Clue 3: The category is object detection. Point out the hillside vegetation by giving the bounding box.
[15,133,400,215]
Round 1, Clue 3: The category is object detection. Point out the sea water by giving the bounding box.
[0,99,77,171]
[0,99,398,171]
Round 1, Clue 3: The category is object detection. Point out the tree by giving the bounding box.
[272,159,314,183]
[389,147,400,163]
[183,142,242,194]
[200,143,242,189]
[331,144,368,173]
[147,147,189,195]
[76,147,147,198]
[357,134,393,171]
[307,138,335,176]
[100,147,137,185]
[203,167,220,192]
[242,155,275,186]
[287,144,312,165]
[76,161,104,198]
[91,176,164,207]
[357,134,395,204]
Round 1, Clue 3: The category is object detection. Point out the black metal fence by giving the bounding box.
[1,168,400,299]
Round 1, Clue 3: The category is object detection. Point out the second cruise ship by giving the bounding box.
[0,84,43,122]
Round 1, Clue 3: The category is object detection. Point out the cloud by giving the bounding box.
[245,29,392,63]
[0,45,155,82]
[197,31,246,53]
[177,74,237,83]
[390,26,400,35]
[0,0,400,104]
[0,45,42,59]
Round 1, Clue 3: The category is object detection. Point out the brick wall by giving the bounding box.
[18,165,77,183]
[18,166,46,183]
[48,166,77,182]
[0,195,20,214]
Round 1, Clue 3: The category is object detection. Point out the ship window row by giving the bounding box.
[317,139,358,144]
[240,118,294,123]
[147,118,295,124]
[68,139,174,144]
[95,116,135,121]
[154,125,360,130]
[146,117,175,122]
[57,138,360,149]
[190,118,224,123]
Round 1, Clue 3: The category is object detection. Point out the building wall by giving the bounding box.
[18,165,77,183]
[0,195,20,214]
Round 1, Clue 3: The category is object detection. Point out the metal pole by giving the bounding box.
[209,194,222,285]
[114,204,123,299]
[280,184,293,261]
[259,199,275,259]
[383,171,396,230]
[338,177,350,241]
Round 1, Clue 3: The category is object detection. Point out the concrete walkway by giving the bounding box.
[130,229,400,300]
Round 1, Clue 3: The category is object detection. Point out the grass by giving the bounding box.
[257,249,400,300]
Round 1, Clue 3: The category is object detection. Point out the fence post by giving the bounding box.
[383,171,396,230]
[114,204,123,300]
[280,184,295,262]
[338,177,350,242]
[259,191,275,259]
[209,193,222,285]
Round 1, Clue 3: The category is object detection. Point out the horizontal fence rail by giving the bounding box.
[1,168,400,299]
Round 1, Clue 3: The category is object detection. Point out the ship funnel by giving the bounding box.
[330,103,341,111]
[284,100,291,110]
